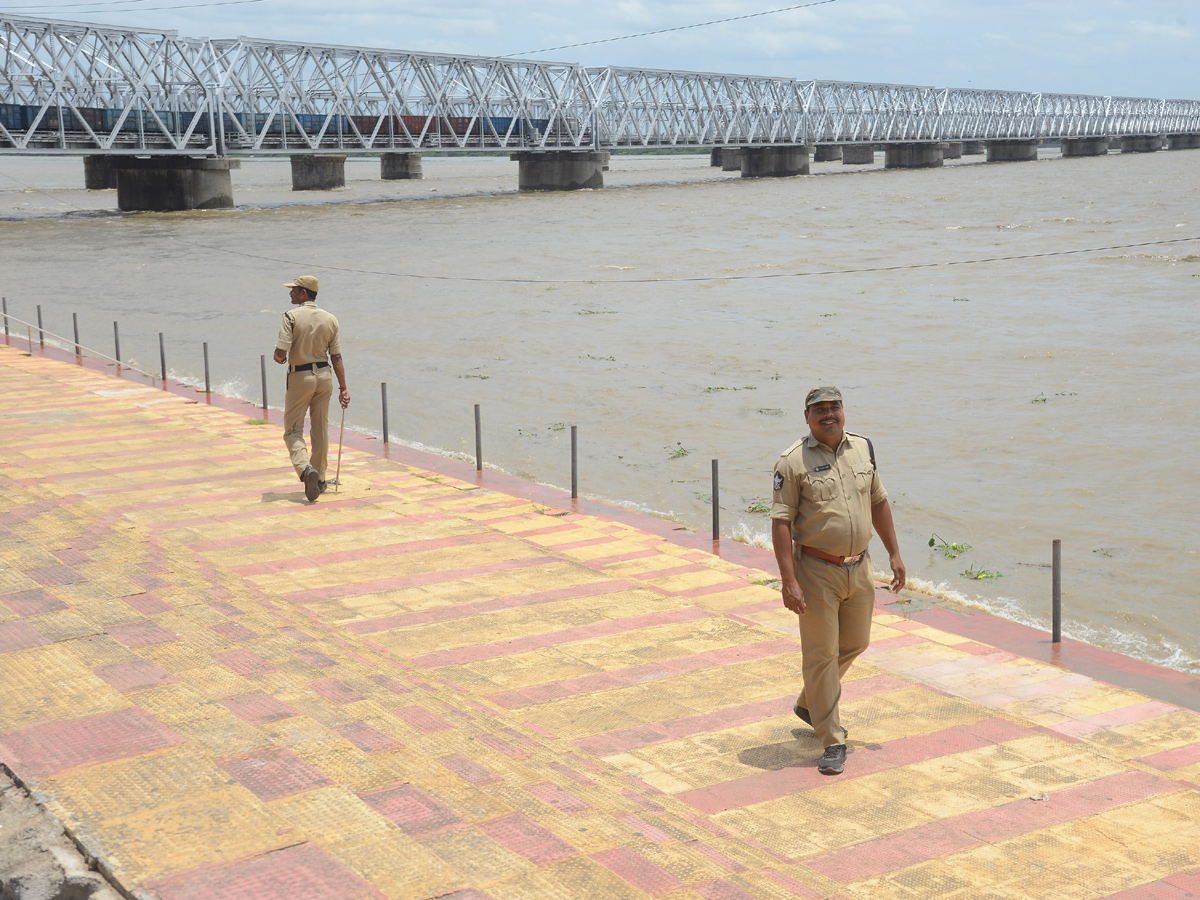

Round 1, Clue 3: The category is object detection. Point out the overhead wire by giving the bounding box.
[509,0,845,57]
[171,235,1200,286]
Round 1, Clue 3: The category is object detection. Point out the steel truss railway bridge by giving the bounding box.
[3,14,1199,207]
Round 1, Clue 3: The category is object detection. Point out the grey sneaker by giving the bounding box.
[794,703,848,738]
[302,465,320,501]
[818,743,846,776]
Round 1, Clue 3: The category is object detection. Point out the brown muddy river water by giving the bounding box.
[1,149,1197,674]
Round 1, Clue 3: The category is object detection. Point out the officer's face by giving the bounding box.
[804,400,845,446]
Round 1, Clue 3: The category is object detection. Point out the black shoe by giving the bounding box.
[794,703,848,739]
[318,480,327,494]
[303,465,320,501]
[818,743,846,775]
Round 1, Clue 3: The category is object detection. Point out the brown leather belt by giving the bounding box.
[799,545,864,567]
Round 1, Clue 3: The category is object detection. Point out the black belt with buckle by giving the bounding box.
[291,361,329,372]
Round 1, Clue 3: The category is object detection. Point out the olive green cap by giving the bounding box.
[805,385,843,408]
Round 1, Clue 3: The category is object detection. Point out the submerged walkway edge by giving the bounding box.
[2,340,1200,900]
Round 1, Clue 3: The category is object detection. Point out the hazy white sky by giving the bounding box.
[14,0,1198,98]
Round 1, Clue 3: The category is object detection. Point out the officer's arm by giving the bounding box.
[871,498,906,592]
[331,353,350,408]
[772,519,806,615]
[273,348,287,364]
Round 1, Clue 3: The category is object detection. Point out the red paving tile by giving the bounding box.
[219,691,299,725]
[696,879,756,900]
[1103,879,1194,899]
[95,659,178,693]
[438,754,499,785]
[122,593,173,615]
[474,733,527,759]
[294,648,338,669]
[283,555,561,604]
[478,813,576,865]
[344,579,635,634]
[211,622,259,642]
[0,708,182,778]
[1,588,69,617]
[591,847,681,897]
[361,783,464,836]
[214,649,277,677]
[618,813,675,843]
[307,678,366,704]
[25,565,86,587]
[391,705,453,734]
[336,722,405,752]
[409,606,712,669]
[217,746,333,802]
[1140,741,1200,771]
[0,620,49,652]
[525,781,592,813]
[106,620,179,648]
[676,717,1031,814]
[146,841,384,900]
[759,870,826,899]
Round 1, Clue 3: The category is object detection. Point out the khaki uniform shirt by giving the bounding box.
[275,301,341,366]
[770,432,887,557]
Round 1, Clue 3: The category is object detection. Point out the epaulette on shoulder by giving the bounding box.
[778,436,807,461]
[846,431,876,471]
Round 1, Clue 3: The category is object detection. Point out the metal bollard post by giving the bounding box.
[202,342,211,393]
[158,333,166,385]
[381,382,389,445]
[260,355,268,411]
[2,296,7,339]
[72,313,81,356]
[474,404,482,471]
[36,305,44,348]
[1052,539,1062,643]
[571,425,578,498]
[113,321,121,368]
[711,459,720,540]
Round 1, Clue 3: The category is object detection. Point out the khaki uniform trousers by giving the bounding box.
[795,549,875,748]
[283,367,332,479]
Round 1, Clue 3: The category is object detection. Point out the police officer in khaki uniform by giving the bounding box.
[770,386,905,775]
[273,276,350,502]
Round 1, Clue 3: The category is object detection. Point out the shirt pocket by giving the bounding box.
[853,468,874,494]
[808,474,839,502]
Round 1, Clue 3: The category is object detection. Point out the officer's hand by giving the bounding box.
[889,554,906,593]
[339,388,350,409]
[781,578,806,615]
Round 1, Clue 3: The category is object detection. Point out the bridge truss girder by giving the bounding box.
[2,15,1198,155]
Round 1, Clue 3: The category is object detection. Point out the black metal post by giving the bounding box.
[202,342,211,393]
[113,321,121,367]
[1052,539,1062,643]
[571,425,578,498]
[260,355,268,410]
[381,382,389,445]
[1,297,7,339]
[474,404,482,471]
[158,332,166,384]
[72,313,80,356]
[712,458,720,540]
[36,305,44,348]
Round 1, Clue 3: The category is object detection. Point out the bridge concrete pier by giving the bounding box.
[987,139,1039,162]
[813,145,842,162]
[962,141,986,155]
[841,144,875,165]
[1168,133,1200,150]
[1060,138,1109,157]
[1122,135,1164,153]
[709,147,722,166]
[740,145,810,177]
[292,154,346,190]
[83,155,119,190]
[943,142,963,160]
[511,150,605,191]
[115,157,239,211]
[720,148,743,171]
[884,143,943,168]
[380,152,422,179]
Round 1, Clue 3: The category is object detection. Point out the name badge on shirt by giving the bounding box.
[813,464,832,472]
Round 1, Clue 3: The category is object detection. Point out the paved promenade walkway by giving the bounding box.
[2,342,1200,900]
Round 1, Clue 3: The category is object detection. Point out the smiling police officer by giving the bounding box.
[770,386,905,776]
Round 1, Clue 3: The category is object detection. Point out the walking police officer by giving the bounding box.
[770,386,905,775]
[273,275,350,501]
